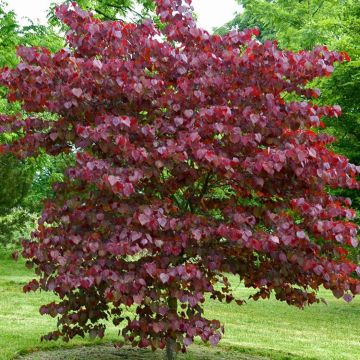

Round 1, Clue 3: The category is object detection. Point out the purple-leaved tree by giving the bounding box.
[0,0,359,358]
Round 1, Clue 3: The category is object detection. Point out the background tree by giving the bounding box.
[0,3,36,245]
[48,0,155,23]
[0,0,161,248]
[218,0,360,212]
[218,0,350,51]
[1,0,359,358]
[0,1,65,246]
[218,0,360,159]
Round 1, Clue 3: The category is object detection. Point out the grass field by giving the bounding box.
[1,250,359,360]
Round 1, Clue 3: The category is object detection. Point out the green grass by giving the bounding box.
[1,251,359,360]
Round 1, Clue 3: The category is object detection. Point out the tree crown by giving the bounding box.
[0,0,359,352]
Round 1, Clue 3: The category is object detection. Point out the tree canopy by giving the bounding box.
[1,0,359,356]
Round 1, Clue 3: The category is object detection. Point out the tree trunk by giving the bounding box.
[165,339,176,360]
[165,297,177,360]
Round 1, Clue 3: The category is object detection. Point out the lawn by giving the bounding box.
[1,250,359,360]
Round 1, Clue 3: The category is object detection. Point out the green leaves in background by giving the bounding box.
[218,0,360,210]
[0,1,67,246]
[48,0,155,24]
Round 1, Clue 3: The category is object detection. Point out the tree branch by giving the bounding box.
[105,2,145,19]
[312,0,325,17]
[198,171,212,203]
[94,7,120,21]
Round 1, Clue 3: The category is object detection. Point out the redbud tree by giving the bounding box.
[1,0,359,355]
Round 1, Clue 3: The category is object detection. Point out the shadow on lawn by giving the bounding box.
[15,344,269,360]
[15,343,319,360]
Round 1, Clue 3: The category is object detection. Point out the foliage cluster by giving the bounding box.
[218,0,360,249]
[1,252,360,360]
[218,0,360,166]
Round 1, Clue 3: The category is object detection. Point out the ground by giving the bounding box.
[16,344,268,360]
[1,250,359,360]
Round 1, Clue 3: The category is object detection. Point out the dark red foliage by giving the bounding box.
[1,0,359,352]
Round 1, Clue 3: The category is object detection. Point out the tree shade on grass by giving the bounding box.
[1,252,360,360]
[17,346,268,360]
[0,0,359,357]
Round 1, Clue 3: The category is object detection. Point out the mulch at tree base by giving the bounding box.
[16,344,269,360]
